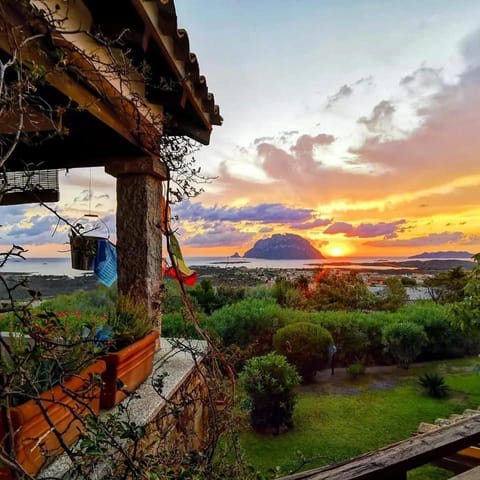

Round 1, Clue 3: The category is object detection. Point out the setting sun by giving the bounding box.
[326,245,344,257]
[322,242,356,258]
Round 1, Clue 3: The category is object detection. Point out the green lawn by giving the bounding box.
[240,358,480,479]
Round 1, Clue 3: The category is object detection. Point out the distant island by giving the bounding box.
[409,251,473,259]
[244,233,324,260]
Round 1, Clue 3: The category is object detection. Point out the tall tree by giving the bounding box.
[450,254,480,331]
[308,271,374,311]
[424,266,469,304]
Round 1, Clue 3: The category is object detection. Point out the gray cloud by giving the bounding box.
[462,28,480,67]
[280,130,299,137]
[254,136,276,145]
[357,100,396,133]
[0,205,30,225]
[184,224,255,247]
[73,189,91,203]
[291,134,335,162]
[365,231,465,247]
[173,200,315,224]
[400,66,444,93]
[324,220,406,239]
[326,84,353,109]
[290,218,332,230]
[1,214,57,245]
[354,76,374,87]
[325,76,374,109]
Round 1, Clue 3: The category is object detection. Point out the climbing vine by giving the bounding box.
[0,2,251,479]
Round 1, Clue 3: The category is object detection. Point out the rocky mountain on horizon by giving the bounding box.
[409,250,473,259]
[243,233,324,260]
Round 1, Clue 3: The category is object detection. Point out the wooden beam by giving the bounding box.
[0,2,163,156]
[278,414,480,480]
[0,107,61,134]
[105,156,168,181]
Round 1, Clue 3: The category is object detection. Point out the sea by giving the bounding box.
[0,255,471,277]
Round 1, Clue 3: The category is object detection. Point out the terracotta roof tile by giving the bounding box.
[156,0,222,126]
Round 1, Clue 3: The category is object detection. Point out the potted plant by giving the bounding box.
[0,315,106,478]
[100,296,158,409]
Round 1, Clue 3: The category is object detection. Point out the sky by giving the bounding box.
[1,0,480,259]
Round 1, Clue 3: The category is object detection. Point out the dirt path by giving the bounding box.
[305,360,480,395]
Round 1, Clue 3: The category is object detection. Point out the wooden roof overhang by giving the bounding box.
[0,0,222,172]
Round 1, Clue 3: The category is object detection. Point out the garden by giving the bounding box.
[4,256,477,479]
[240,357,480,479]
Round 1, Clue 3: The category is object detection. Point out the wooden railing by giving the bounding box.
[278,413,480,480]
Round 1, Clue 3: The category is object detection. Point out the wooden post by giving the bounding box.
[105,157,168,336]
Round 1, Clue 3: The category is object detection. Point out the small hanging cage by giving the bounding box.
[0,169,60,206]
[70,214,110,271]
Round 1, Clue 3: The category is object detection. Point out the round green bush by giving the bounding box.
[382,321,427,368]
[239,353,300,434]
[207,299,285,348]
[273,322,333,382]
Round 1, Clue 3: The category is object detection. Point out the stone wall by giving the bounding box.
[40,338,211,478]
[137,358,210,456]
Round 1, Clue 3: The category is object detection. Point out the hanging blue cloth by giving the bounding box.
[93,239,118,287]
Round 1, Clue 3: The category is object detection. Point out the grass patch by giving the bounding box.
[240,358,480,478]
[408,465,453,480]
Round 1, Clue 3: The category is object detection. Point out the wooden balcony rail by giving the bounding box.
[278,413,480,480]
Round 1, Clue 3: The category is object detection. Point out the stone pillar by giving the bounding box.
[105,157,168,334]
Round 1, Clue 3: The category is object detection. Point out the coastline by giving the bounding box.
[0,258,474,300]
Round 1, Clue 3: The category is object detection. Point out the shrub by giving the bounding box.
[397,302,479,360]
[215,285,246,308]
[401,276,417,286]
[41,285,116,315]
[305,311,390,365]
[207,299,285,349]
[419,373,449,398]
[375,277,408,312]
[273,322,333,382]
[161,312,203,339]
[244,285,275,301]
[239,353,300,434]
[382,321,427,368]
[307,271,375,311]
[188,279,217,314]
[161,278,187,314]
[346,363,366,379]
[272,277,306,309]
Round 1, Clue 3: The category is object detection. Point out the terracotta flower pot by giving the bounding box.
[101,330,159,409]
[0,360,106,478]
